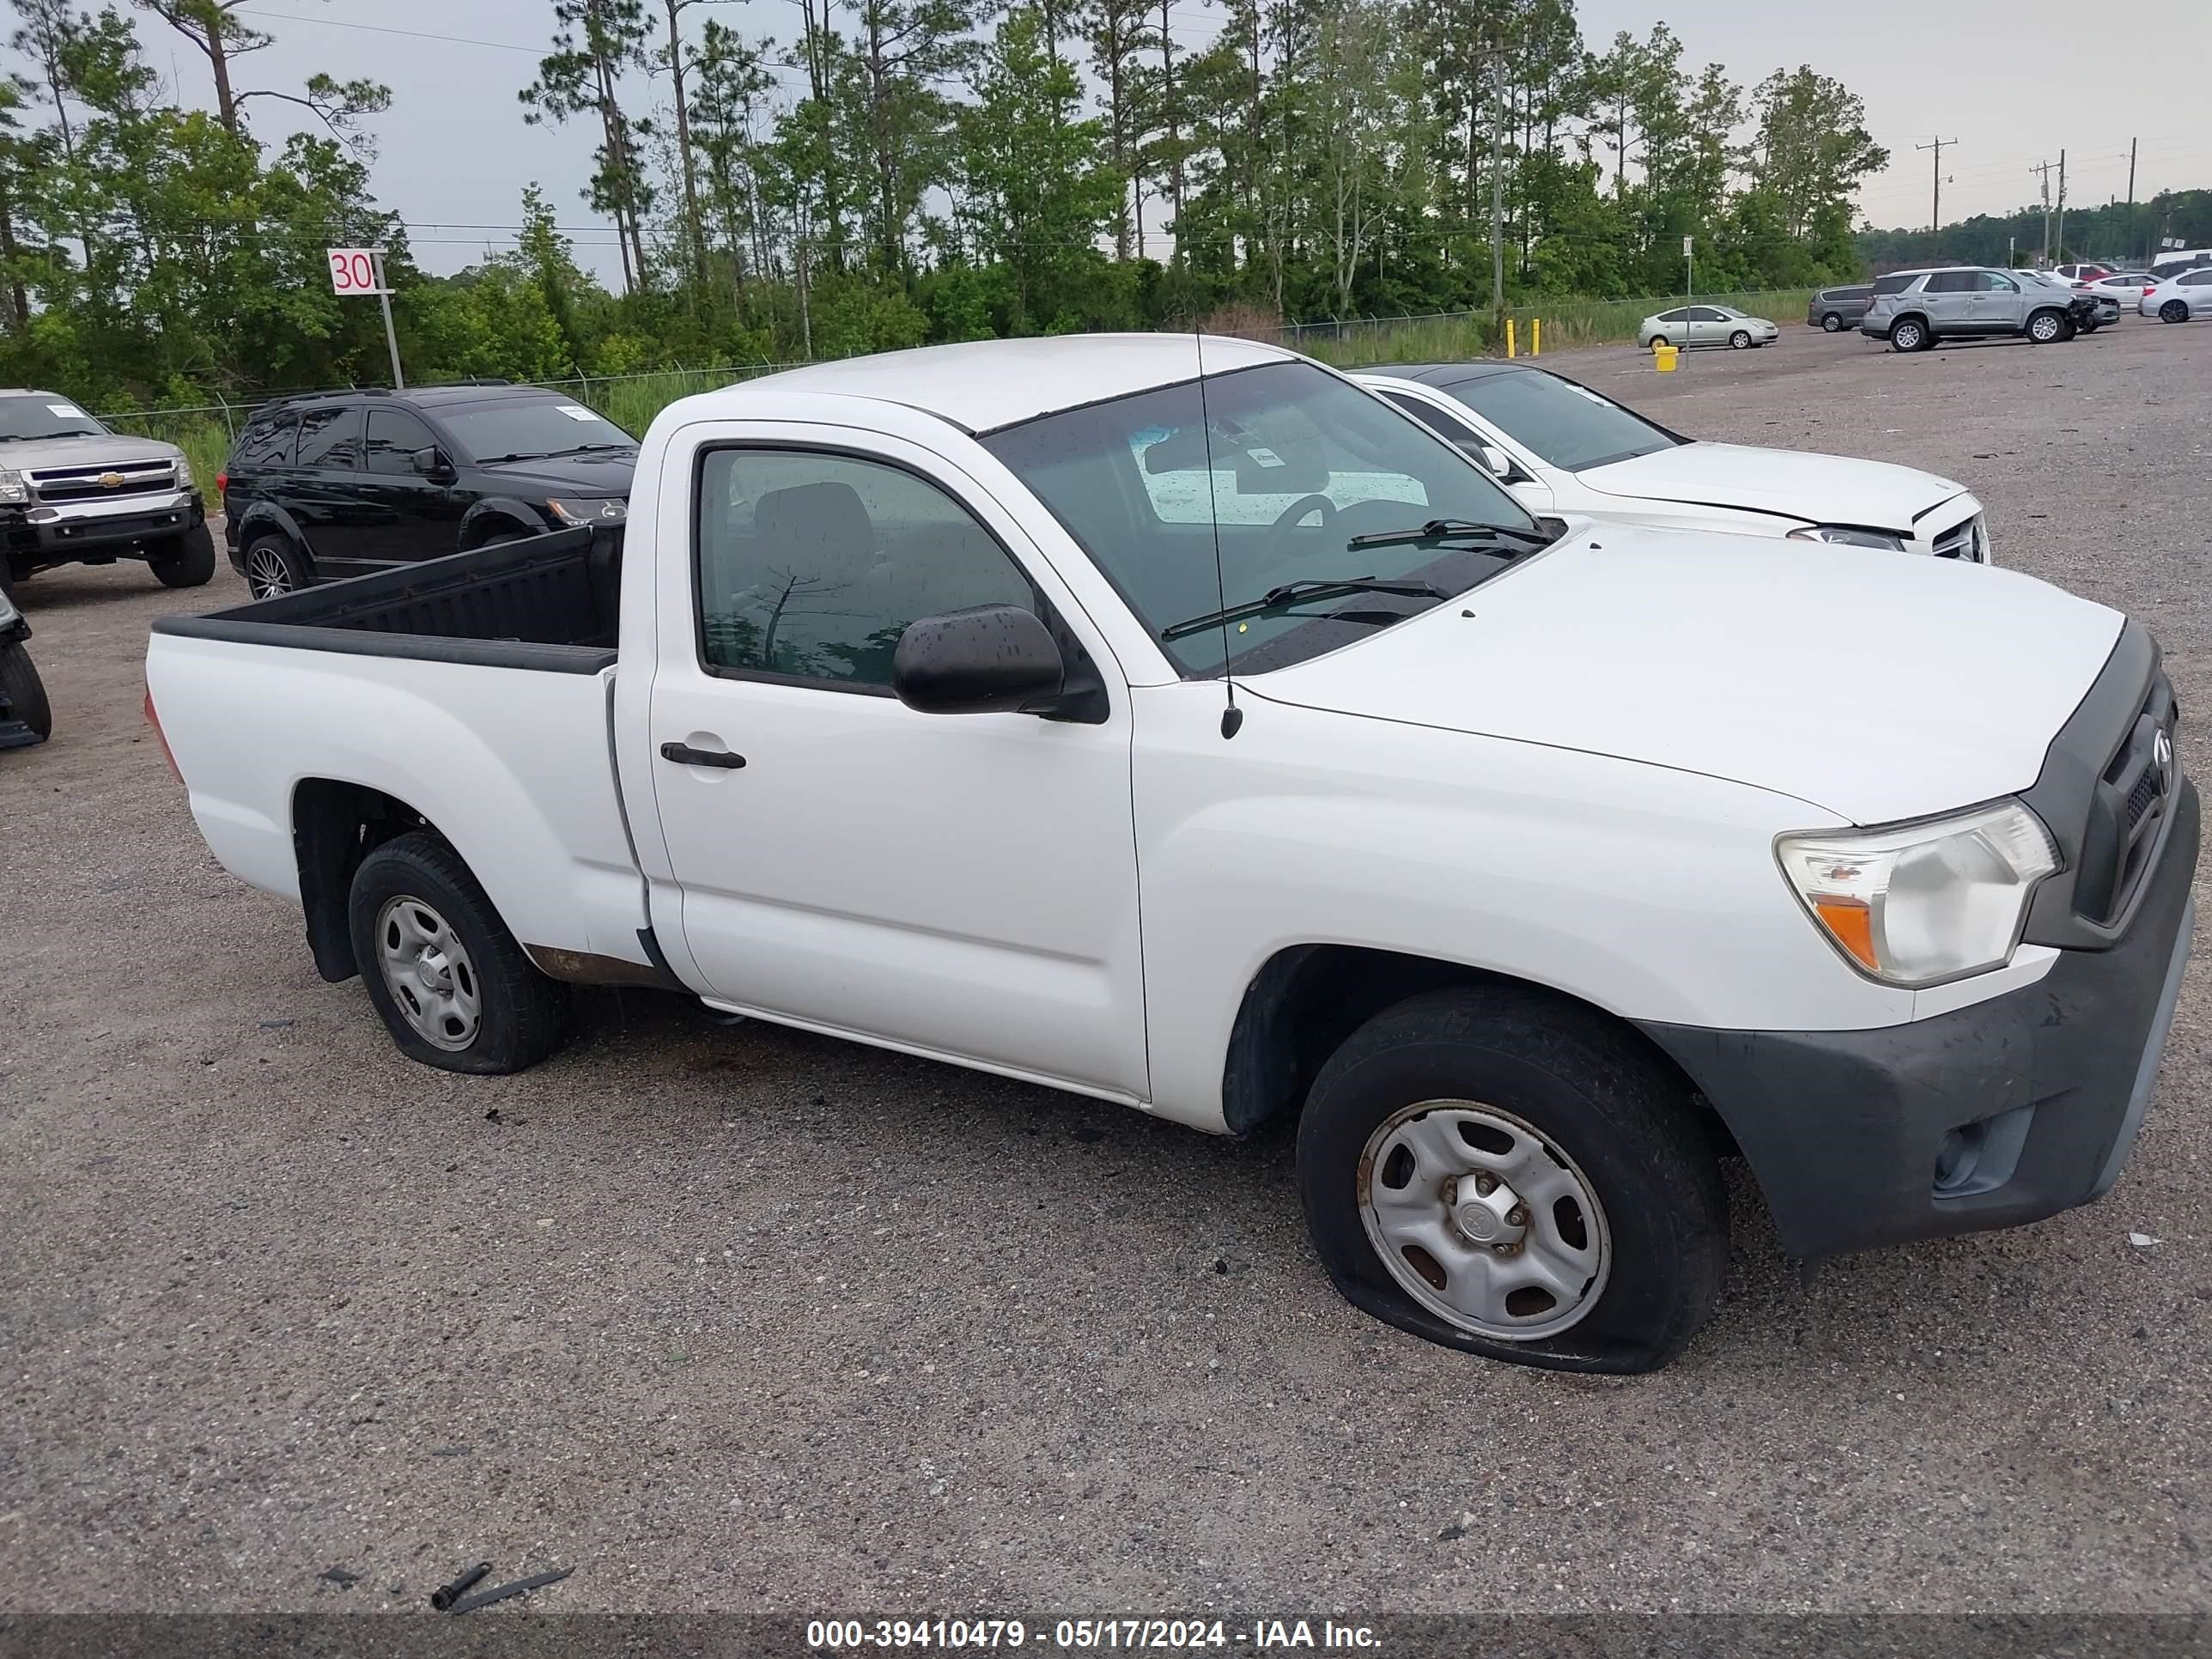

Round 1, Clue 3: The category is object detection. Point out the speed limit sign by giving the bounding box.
[326,247,385,294]
[325,246,405,387]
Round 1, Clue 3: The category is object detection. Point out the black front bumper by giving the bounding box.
[3,495,204,564]
[1641,782,2197,1258]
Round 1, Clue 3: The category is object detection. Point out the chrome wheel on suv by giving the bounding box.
[2027,310,2065,343]
[1890,319,1928,352]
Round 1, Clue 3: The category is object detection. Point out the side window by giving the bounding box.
[1656,308,1689,323]
[1382,392,1482,447]
[694,449,1038,690]
[1686,307,1724,321]
[295,406,364,470]
[366,410,440,476]
[1921,272,1967,294]
[2182,271,2212,288]
[232,415,297,469]
[1979,272,2019,292]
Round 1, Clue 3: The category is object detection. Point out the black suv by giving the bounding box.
[218,382,639,596]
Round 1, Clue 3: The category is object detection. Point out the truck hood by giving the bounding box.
[0,432,184,469]
[1577,441,1966,534]
[1251,525,2123,825]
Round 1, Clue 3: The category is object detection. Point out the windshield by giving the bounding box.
[981,359,1544,678]
[0,395,108,442]
[435,397,637,464]
[1442,370,1678,472]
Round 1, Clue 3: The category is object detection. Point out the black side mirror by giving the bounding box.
[411,446,456,482]
[893,605,1067,716]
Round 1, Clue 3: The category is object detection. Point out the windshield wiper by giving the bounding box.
[546,441,634,456]
[473,450,553,465]
[1161,576,1450,642]
[1345,517,1554,552]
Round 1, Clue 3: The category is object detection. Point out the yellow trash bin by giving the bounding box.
[1653,341,1680,372]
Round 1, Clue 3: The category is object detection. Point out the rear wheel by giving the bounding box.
[2161,300,2189,324]
[1729,329,1752,349]
[0,640,51,739]
[1648,334,1671,349]
[2027,308,2067,343]
[1296,985,1729,1374]
[348,830,568,1074]
[1821,313,1844,332]
[149,523,216,588]
[1889,316,1930,352]
[242,535,310,599]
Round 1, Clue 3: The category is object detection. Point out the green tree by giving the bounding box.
[520,0,657,294]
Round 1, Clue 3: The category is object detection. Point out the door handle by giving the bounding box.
[659,740,745,769]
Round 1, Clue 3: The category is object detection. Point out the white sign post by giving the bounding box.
[1683,234,1694,304]
[328,246,405,390]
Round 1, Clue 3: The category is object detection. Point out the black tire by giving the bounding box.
[1648,335,1670,349]
[241,533,311,599]
[1729,329,1752,349]
[1,640,51,739]
[347,830,568,1074]
[2026,307,2067,344]
[1296,985,1729,1375]
[1889,316,1930,352]
[1821,313,1844,332]
[149,522,217,588]
[2161,300,2189,324]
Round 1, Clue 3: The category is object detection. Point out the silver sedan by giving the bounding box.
[1637,305,1781,349]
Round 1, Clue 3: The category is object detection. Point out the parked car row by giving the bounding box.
[140,331,2195,1378]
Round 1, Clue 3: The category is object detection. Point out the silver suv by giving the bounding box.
[1860,266,2092,353]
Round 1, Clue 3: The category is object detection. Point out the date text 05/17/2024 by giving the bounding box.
[805,1620,1382,1650]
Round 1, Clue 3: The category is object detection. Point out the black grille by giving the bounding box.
[2075,673,2179,926]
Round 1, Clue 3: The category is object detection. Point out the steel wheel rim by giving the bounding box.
[1895,324,1921,349]
[247,547,293,598]
[374,894,481,1051]
[2031,313,2060,341]
[1358,1099,1613,1342]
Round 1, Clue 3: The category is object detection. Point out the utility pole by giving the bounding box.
[1489,40,1505,350]
[1917,137,1957,240]
[2126,137,2138,263]
[2055,149,2067,264]
[2032,159,2056,264]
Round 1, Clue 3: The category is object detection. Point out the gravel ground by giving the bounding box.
[4,316,2212,1620]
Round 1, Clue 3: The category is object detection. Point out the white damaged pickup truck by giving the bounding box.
[145,336,2197,1373]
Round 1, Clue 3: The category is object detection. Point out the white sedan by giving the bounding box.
[1357,362,1990,562]
[1635,304,1779,349]
[2141,268,2212,323]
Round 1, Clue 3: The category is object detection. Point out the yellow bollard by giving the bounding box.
[1505,319,1516,359]
[1653,341,1679,373]
[1532,317,1540,356]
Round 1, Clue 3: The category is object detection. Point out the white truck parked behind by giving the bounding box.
[145,337,2197,1374]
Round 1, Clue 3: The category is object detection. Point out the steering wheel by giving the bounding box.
[1259,493,1338,564]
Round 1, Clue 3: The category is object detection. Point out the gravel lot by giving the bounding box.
[5,316,2212,1620]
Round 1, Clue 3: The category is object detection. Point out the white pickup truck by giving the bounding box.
[146,335,2197,1375]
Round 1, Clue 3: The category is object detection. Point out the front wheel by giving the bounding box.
[348,830,568,1074]
[1295,985,1729,1374]
[1729,330,1752,349]
[2162,300,2189,324]
[149,523,216,588]
[1821,313,1844,333]
[1,640,52,739]
[1647,335,1670,349]
[2027,308,2067,343]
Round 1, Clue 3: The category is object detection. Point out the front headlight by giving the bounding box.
[174,455,193,489]
[0,466,24,504]
[547,496,627,526]
[1787,525,1908,552]
[1778,800,2058,987]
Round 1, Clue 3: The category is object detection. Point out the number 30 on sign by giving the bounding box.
[327,248,386,295]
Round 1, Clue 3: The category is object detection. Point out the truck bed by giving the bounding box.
[144,522,651,980]
[151,525,623,671]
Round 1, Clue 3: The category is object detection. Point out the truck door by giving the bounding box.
[640,431,1149,1102]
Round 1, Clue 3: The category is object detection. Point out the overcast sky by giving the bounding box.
[200,0,2212,287]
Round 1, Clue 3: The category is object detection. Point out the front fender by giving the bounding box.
[460,496,556,548]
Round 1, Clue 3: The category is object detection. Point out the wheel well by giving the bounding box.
[461,512,537,550]
[1891,310,1929,331]
[293,780,447,982]
[1219,945,1736,1155]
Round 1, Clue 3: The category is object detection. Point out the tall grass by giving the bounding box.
[1296,288,1818,366]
